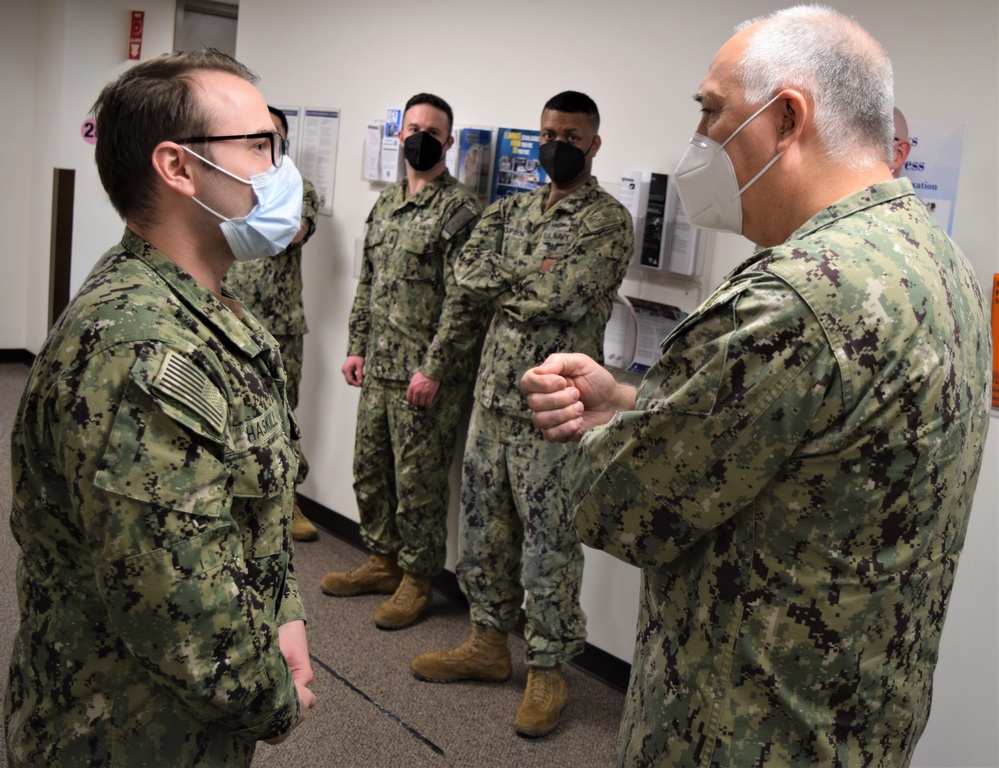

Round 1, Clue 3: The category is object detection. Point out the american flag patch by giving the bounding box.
[444,206,476,235]
[153,351,227,435]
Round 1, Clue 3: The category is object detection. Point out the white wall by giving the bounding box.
[0,1,42,349]
[5,0,997,765]
[2,0,177,352]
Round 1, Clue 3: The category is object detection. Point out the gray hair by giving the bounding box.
[735,5,894,169]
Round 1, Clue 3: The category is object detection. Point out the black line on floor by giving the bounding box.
[310,653,446,758]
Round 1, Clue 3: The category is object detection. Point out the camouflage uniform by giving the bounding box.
[226,178,319,411]
[454,177,633,666]
[5,230,305,767]
[570,179,992,766]
[348,170,482,577]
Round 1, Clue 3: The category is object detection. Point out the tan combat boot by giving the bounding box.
[514,665,567,738]
[373,573,432,630]
[410,625,512,683]
[320,553,402,596]
[291,503,318,542]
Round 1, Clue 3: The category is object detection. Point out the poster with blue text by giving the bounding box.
[491,128,546,202]
[902,121,966,236]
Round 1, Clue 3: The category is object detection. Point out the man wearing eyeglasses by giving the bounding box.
[5,50,316,767]
[226,106,322,543]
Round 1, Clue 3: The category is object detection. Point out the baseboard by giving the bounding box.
[297,494,632,694]
[0,349,35,366]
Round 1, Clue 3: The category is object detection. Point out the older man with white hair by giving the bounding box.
[521,5,991,766]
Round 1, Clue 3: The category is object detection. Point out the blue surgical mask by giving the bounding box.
[673,95,783,235]
[183,147,304,262]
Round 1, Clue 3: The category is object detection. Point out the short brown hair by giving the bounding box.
[404,93,454,135]
[91,49,257,227]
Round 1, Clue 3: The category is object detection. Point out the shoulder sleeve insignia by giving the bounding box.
[152,350,227,436]
[444,205,477,236]
[584,207,627,234]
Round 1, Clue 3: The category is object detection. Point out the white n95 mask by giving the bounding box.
[184,147,304,262]
[673,95,783,235]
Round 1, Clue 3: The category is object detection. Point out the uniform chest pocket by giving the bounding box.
[395,229,442,282]
[228,404,298,499]
[538,223,575,258]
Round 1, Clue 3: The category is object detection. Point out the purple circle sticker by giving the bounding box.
[82,118,97,145]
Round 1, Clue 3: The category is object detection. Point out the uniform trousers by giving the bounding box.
[457,402,587,667]
[353,375,468,576]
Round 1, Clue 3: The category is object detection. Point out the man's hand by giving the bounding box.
[342,356,365,387]
[264,620,316,745]
[520,353,637,442]
[406,371,441,407]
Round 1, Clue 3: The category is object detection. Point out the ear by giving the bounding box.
[774,89,807,151]
[892,138,912,171]
[151,141,197,197]
[589,134,602,158]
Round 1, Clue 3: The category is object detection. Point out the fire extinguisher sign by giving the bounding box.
[129,11,144,61]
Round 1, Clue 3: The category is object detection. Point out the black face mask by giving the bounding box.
[539,139,593,186]
[403,131,444,172]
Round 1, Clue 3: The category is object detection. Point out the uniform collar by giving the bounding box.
[790,177,916,241]
[731,178,918,277]
[394,169,456,211]
[120,228,264,356]
[536,175,600,215]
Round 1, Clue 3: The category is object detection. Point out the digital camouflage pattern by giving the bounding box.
[226,178,319,410]
[6,230,305,767]
[272,332,304,412]
[454,178,633,664]
[456,177,633,416]
[348,170,482,574]
[569,179,992,767]
[353,377,470,576]
[348,170,482,382]
[457,406,586,667]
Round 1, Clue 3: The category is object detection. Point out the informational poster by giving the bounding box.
[273,105,337,216]
[491,127,546,202]
[901,121,967,236]
[298,108,340,217]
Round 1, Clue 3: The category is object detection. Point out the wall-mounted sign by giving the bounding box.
[129,11,144,61]
[81,118,97,145]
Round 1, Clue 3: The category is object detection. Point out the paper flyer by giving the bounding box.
[491,128,546,202]
[363,122,382,182]
[620,171,650,264]
[444,127,461,178]
[381,108,403,183]
[457,127,493,200]
[604,296,687,373]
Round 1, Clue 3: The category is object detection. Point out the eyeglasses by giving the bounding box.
[175,131,288,167]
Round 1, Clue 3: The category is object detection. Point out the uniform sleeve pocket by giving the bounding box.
[94,377,228,516]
